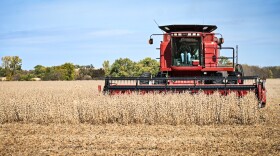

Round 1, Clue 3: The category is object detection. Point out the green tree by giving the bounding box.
[34,65,46,78]
[17,70,35,81]
[135,57,159,76]
[40,63,75,81]
[110,58,136,77]
[102,60,110,76]
[1,56,22,79]
[61,63,75,80]
[43,67,65,80]
[0,67,5,77]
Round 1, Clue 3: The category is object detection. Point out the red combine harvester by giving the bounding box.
[103,25,266,107]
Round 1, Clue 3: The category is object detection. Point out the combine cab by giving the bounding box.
[103,24,266,108]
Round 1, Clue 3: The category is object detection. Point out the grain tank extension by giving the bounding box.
[103,24,266,107]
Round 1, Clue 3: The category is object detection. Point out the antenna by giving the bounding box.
[153,19,164,33]
[153,19,160,27]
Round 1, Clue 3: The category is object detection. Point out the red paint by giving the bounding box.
[108,88,252,98]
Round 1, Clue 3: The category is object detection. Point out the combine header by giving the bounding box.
[103,24,266,107]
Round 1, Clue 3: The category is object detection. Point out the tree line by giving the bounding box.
[0,56,279,81]
[0,56,159,81]
[242,64,280,79]
[0,56,107,81]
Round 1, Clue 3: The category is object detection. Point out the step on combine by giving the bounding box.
[103,24,266,108]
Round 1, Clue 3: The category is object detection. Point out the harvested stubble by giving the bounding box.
[0,81,263,125]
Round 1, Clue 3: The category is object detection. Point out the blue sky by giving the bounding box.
[0,0,279,70]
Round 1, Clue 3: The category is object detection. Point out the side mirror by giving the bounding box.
[219,38,224,44]
[148,38,153,45]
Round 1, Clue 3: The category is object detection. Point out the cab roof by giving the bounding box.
[159,25,217,33]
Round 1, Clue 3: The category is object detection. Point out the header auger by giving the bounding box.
[103,24,266,108]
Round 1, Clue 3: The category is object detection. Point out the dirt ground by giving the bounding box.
[0,79,280,155]
[1,123,279,155]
